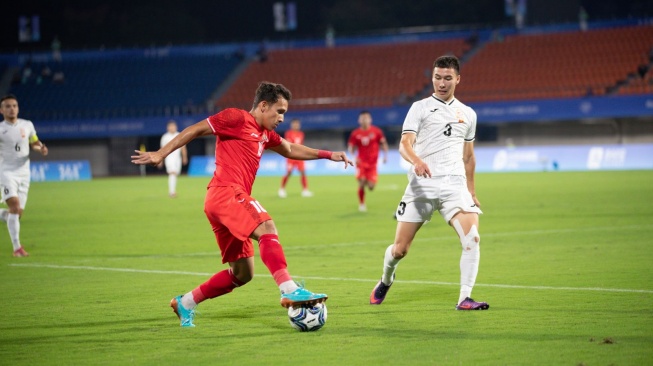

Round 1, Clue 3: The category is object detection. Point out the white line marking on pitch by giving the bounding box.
[8,263,653,294]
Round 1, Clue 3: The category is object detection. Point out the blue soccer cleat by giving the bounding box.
[170,295,196,327]
[280,287,328,308]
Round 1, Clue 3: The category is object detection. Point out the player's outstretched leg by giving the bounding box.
[170,295,196,327]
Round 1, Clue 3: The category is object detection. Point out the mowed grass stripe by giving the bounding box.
[9,263,653,294]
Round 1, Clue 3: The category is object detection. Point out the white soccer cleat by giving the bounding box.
[358,204,367,212]
[278,188,287,198]
[301,190,313,197]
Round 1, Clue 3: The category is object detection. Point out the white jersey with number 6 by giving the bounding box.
[402,96,477,177]
[0,118,37,177]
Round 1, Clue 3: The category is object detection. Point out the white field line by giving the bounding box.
[130,224,653,257]
[8,263,653,294]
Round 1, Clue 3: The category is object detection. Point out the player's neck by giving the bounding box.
[3,117,17,125]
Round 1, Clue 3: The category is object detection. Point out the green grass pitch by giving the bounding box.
[0,170,651,365]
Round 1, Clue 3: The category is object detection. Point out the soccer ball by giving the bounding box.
[288,303,327,332]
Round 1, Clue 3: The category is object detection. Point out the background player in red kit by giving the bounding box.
[278,118,313,198]
[348,110,389,212]
[132,82,352,327]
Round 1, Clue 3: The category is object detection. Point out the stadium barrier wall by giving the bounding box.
[34,94,653,140]
[30,160,92,182]
[188,143,653,177]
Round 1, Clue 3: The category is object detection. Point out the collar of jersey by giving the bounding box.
[431,95,456,105]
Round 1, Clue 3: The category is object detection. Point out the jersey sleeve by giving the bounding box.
[464,108,477,142]
[207,108,245,138]
[402,102,422,135]
[347,130,357,147]
[27,122,38,143]
[266,130,283,149]
[376,126,387,142]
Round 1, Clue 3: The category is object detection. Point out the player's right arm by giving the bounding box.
[131,120,212,166]
[399,132,431,178]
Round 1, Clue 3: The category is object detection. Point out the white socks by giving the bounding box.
[382,244,400,285]
[168,174,177,195]
[459,244,480,304]
[7,213,21,251]
[279,280,299,294]
[0,209,8,223]
[181,292,198,310]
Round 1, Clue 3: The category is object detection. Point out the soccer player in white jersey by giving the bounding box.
[0,94,49,257]
[369,56,489,310]
[160,120,187,198]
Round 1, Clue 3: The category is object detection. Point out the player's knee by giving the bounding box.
[461,225,480,252]
[392,245,409,259]
[232,269,254,284]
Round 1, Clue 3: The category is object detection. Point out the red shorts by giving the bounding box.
[286,159,305,172]
[356,163,378,184]
[204,185,272,263]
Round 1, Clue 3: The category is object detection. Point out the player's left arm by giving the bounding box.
[29,134,48,156]
[463,141,480,208]
[380,137,389,164]
[269,139,353,168]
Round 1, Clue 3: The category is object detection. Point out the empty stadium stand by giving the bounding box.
[8,53,241,120]
[217,39,470,111]
[456,25,653,102]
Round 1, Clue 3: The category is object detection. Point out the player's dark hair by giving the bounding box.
[359,110,371,116]
[433,56,460,74]
[252,81,292,110]
[0,94,18,104]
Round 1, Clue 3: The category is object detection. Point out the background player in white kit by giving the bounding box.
[369,56,489,310]
[0,94,48,257]
[160,120,187,198]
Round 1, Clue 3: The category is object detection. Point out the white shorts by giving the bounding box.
[395,174,482,224]
[164,156,182,175]
[1,171,30,209]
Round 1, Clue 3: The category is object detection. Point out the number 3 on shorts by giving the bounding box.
[397,201,406,216]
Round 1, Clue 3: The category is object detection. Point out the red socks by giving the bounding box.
[301,174,308,190]
[259,233,292,285]
[197,268,245,301]
[192,234,291,304]
[358,187,365,204]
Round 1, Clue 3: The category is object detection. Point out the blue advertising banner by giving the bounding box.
[188,143,653,177]
[30,160,92,182]
[34,94,653,140]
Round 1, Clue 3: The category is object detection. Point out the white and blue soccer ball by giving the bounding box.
[288,303,327,332]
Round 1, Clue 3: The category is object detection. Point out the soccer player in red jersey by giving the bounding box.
[347,110,388,212]
[278,118,313,198]
[132,82,352,327]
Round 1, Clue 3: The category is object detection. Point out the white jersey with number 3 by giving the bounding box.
[0,118,37,177]
[402,95,477,177]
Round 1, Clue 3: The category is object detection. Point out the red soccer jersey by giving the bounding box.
[348,125,385,166]
[206,108,282,193]
[284,129,304,145]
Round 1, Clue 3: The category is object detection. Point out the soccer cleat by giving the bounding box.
[12,247,29,257]
[370,274,394,305]
[358,204,367,212]
[280,287,328,308]
[278,188,287,198]
[301,189,313,197]
[455,297,490,310]
[170,295,196,327]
